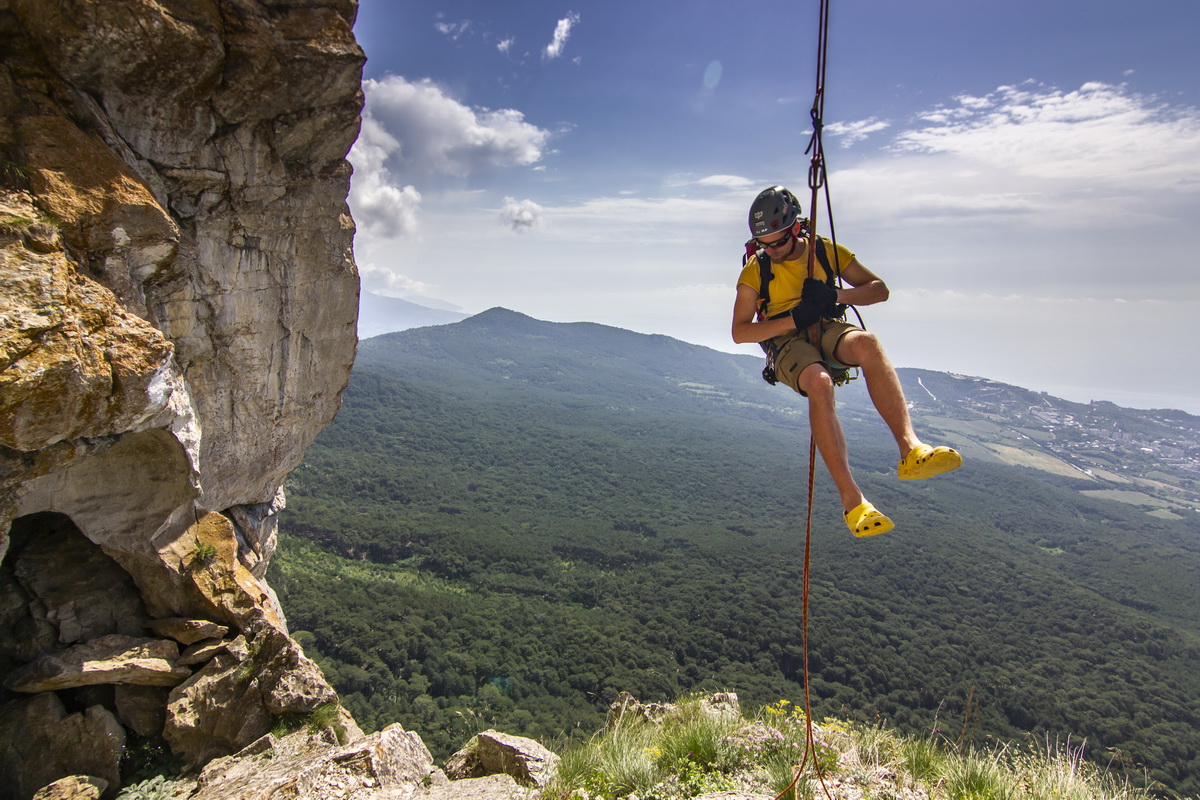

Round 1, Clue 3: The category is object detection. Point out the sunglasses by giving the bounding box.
[755,229,794,250]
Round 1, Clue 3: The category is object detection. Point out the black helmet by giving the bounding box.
[748,186,801,238]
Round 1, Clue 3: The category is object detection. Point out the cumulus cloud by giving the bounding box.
[348,116,423,237]
[352,180,423,238]
[359,76,551,178]
[893,81,1200,189]
[499,196,544,232]
[826,117,891,147]
[823,80,1200,240]
[544,12,580,60]
[359,262,432,298]
[497,37,514,53]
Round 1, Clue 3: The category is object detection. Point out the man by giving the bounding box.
[731,186,961,536]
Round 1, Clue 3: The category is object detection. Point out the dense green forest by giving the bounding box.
[269,309,1200,797]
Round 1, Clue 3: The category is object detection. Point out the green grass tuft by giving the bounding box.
[543,694,1159,800]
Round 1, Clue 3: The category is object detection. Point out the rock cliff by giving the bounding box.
[0,0,376,795]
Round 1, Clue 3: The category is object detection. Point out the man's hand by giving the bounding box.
[802,278,839,316]
[790,299,822,331]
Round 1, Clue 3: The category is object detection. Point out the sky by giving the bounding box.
[347,0,1200,414]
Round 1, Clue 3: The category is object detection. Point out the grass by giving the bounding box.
[541,694,1161,800]
[105,694,1162,800]
[0,160,30,190]
[187,537,219,570]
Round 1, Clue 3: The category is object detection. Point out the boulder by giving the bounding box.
[606,691,678,728]
[146,617,230,645]
[164,652,273,768]
[166,512,289,632]
[444,730,560,789]
[606,691,740,729]
[31,776,109,800]
[700,692,741,721]
[164,622,339,767]
[177,638,232,666]
[0,693,124,800]
[5,634,191,692]
[190,724,438,800]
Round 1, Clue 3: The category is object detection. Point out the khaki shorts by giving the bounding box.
[769,320,860,395]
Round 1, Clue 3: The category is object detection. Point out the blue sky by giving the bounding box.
[348,0,1200,413]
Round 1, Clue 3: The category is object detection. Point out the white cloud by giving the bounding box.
[893,82,1200,189]
[820,80,1200,248]
[497,37,514,53]
[544,12,580,60]
[826,117,891,147]
[351,180,422,238]
[499,196,544,232]
[695,174,756,190]
[538,193,745,244]
[359,262,432,298]
[359,76,551,179]
[348,116,423,237]
[434,20,470,40]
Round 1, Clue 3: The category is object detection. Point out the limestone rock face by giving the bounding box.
[2,0,362,522]
[0,0,364,795]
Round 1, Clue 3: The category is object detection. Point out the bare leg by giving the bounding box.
[798,363,865,512]
[834,330,922,459]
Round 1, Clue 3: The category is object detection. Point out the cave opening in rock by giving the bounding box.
[0,511,166,796]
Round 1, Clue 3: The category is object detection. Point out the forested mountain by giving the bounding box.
[270,308,1200,796]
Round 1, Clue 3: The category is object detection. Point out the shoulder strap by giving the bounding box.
[757,248,772,319]
[743,240,772,321]
[812,235,840,287]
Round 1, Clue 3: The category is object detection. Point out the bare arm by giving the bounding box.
[732,257,890,345]
[834,258,889,306]
[732,283,795,344]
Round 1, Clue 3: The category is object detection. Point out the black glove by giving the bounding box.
[789,299,823,331]
[802,277,840,317]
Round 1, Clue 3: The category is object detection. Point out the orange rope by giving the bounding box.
[775,1,836,798]
[773,433,833,800]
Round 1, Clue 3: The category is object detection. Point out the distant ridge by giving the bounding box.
[360,308,1200,517]
[357,292,468,339]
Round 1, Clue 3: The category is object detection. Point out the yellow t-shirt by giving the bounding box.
[737,238,855,318]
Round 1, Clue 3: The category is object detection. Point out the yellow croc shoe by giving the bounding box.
[845,501,894,538]
[898,444,962,481]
